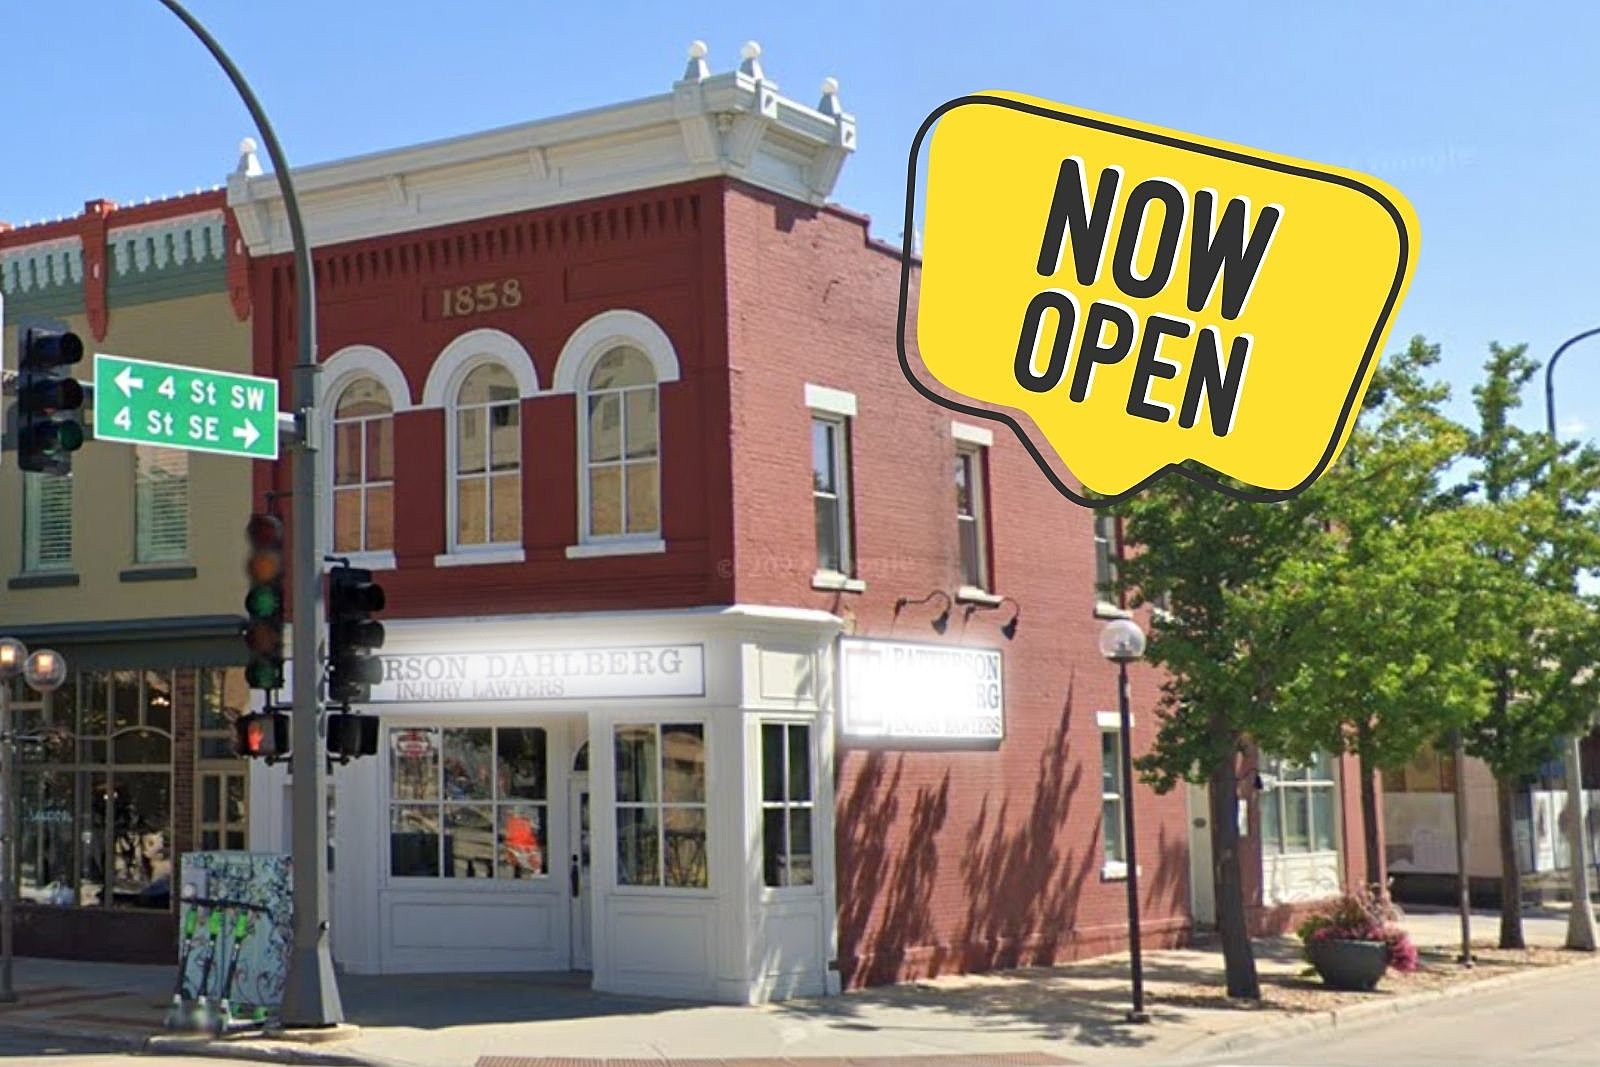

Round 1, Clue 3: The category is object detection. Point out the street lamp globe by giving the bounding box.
[1098,617,1146,663]
[0,640,26,682]
[23,650,67,694]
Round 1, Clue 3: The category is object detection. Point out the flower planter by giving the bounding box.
[1305,937,1389,991]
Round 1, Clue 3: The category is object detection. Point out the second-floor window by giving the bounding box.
[134,446,189,564]
[582,346,661,542]
[452,363,521,551]
[332,378,395,554]
[22,471,72,573]
[1094,513,1118,606]
[956,445,990,590]
[812,415,853,576]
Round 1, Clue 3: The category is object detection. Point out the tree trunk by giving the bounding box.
[1209,741,1260,999]
[1356,722,1384,895]
[1496,775,1526,950]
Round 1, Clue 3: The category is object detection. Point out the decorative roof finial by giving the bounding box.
[739,40,765,80]
[818,76,843,116]
[236,137,262,177]
[684,40,710,81]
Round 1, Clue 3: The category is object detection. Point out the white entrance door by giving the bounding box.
[1188,782,1216,927]
[568,774,592,970]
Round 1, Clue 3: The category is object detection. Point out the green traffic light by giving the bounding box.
[56,420,85,452]
[245,584,282,618]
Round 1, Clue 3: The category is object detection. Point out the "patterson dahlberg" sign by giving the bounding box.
[838,638,1004,742]
[367,644,705,703]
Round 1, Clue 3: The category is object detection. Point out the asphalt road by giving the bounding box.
[1205,959,1600,1067]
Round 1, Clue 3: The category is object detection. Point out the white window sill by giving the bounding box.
[433,547,526,568]
[956,586,1003,607]
[812,570,866,593]
[326,550,397,572]
[1101,862,1140,882]
[564,538,666,560]
[1094,601,1132,620]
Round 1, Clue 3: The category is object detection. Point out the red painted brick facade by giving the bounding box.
[719,183,1192,984]
[247,172,1380,989]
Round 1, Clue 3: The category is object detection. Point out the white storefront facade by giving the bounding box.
[250,605,846,1003]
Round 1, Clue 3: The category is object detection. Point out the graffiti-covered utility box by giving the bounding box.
[177,852,291,1019]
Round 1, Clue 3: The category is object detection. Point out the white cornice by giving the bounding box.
[228,67,857,257]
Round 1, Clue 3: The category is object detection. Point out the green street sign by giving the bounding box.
[93,353,280,460]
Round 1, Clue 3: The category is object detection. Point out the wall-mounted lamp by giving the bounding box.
[893,591,953,635]
[964,596,1021,640]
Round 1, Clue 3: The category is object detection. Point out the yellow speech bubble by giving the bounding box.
[902,92,1419,504]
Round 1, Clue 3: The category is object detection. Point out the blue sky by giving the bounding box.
[6,0,1598,434]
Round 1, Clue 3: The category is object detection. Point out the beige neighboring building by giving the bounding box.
[1384,739,1600,903]
[1,190,256,961]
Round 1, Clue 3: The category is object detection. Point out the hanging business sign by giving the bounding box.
[838,637,1004,743]
[363,644,706,703]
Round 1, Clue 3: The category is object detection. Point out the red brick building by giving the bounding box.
[230,42,1378,999]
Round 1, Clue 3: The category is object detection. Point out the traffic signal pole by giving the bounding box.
[155,1,342,1026]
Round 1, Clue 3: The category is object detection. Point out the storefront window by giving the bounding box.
[16,669,177,910]
[196,669,249,851]
[760,723,814,888]
[615,723,707,888]
[388,726,548,880]
[1261,753,1337,854]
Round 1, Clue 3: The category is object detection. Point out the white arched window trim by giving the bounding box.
[321,345,411,572]
[421,328,541,408]
[554,311,679,560]
[432,339,533,568]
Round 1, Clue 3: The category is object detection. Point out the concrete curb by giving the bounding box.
[1177,952,1600,1063]
[0,1014,401,1067]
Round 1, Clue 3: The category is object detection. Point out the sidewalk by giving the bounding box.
[0,907,1590,1066]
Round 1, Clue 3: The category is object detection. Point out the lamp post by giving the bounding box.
[0,641,68,1002]
[1543,327,1600,953]
[1099,616,1149,1023]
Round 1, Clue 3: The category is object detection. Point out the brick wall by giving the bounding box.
[720,182,1194,986]
[250,181,737,616]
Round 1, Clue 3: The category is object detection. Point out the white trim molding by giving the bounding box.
[227,56,857,256]
[433,547,528,568]
[804,383,857,418]
[421,327,541,409]
[951,421,994,447]
[810,570,865,594]
[1097,710,1134,729]
[321,344,415,412]
[551,309,682,393]
[565,538,667,560]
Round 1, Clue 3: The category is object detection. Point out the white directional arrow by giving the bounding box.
[233,421,261,450]
[114,365,144,397]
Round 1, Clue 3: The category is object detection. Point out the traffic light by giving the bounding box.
[16,326,86,475]
[233,711,290,761]
[243,514,286,691]
[327,564,385,706]
[326,712,379,762]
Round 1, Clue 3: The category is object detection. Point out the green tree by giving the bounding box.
[1458,342,1600,949]
[1109,472,1323,999]
[1244,338,1489,887]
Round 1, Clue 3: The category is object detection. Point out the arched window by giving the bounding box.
[332,378,395,554]
[452,363,521,550]
[582,347,659,542]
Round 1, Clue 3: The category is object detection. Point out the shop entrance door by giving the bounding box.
[568,774,592,970]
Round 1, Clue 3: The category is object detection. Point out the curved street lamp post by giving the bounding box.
[1543,328,1600,954]
[152,1,339,1025]
[1536,326,1600,953]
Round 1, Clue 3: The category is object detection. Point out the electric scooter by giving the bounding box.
[188,906,227,1032]
[210,905,259,1035]
[163,901,210,1030]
